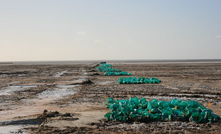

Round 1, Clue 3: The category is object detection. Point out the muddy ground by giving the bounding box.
[0,62,221,134]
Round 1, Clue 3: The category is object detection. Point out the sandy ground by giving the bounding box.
[0,62,221,133]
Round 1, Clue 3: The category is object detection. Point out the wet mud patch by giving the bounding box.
[92,119,221,134]
[26,120,221,134]
[0,110,76,134]
[142,94,221,104]
[26,126,94,134]
[37,110,73,119]
[0,118,45,126]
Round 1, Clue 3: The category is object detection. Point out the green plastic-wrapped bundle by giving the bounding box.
[104,72,132,76]
[118,77,161,84]
[95,63,133,75]
[97,67,121,72]
[96,63,121,72]
[104,97,220,123]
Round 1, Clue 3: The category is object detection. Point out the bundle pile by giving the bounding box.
[104,72,132,76]
[96,64,120,72]
[118,77,161,84]
[95,63,131,75]
[104,97,220,123]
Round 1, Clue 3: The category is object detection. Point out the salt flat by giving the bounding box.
[0,62,221,133]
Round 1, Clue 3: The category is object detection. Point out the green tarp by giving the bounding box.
[96,63,121,72]
[104,72,132,76]
[118,77,161,84]
[96,63,132,75]
[104,97,220,123]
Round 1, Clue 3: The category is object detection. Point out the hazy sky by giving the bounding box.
[1,0,221,61]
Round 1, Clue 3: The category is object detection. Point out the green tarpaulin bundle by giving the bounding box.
[98,63,112,67]
[96,67,121,72]
[96,63,121,72]
[118,77,161,84]
[104,72,132,76]
[104,97,220,123]
[96,63,132,76]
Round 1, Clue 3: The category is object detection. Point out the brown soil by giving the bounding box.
[0,63,221,133]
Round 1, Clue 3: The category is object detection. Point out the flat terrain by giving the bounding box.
[0,62,221,133]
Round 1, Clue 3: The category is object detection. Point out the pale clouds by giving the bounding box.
[215,35,221,39]
[94,40,103,43]
[128,39,133,42]
[77,31,86,35]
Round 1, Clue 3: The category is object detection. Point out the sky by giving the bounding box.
[0,0,221,61]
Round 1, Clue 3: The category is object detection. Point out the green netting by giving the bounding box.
[118,77,161,84]
[104,72,132,76]
[104,97,220,123]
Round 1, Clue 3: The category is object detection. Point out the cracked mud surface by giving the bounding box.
[0,62,221,133]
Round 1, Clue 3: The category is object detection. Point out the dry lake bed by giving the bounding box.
[0,61,221,133]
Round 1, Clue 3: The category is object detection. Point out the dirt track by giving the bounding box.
[0,63,221,133]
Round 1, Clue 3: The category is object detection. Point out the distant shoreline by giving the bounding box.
[0,62,13,64]
[1,59,221,65]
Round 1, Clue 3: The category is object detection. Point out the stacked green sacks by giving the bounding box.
[118,77,161,84]
[97,67,121,72]
[104,72,132,76]
[96,63,132,76]
[96,63,121,72]
[104,97,220,123]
